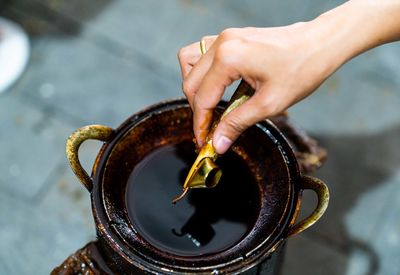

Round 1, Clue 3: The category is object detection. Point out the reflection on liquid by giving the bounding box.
[172,211,215,247]
[126,141,260,256]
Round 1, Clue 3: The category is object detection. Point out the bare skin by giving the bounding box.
[178,0,400,154]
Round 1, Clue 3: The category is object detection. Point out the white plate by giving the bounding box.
[0,17,30,94]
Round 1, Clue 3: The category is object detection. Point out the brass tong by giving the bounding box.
[172,80,255,203]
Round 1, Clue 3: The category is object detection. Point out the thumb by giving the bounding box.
[213,92,272,154]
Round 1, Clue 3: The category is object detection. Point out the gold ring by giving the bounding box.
[200,39,206,55]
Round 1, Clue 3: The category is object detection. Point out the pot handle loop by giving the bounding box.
[287,175,329,237]
[66,125,114,192]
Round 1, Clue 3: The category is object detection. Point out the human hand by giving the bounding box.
[178,0,400,154]
[178,24,338,154]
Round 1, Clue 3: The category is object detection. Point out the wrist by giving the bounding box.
[309,0,400,72]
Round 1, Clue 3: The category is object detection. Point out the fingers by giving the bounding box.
[178,36,217,78]
[213,88,281,154]
[179,29,245,110]
[192,40,247,146]
[178,41,201,78]
[182,49,215,108]
[178,29,261,148]
[191,61,231,146]
[178,36,217,108]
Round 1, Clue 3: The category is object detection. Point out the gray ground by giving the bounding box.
[0,1,399,274]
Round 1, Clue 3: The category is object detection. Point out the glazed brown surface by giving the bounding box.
[59,99,328,274]
[93,103,296,272]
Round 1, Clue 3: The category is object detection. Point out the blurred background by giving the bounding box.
[0,0,399,274]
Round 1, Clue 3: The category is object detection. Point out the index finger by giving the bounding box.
[192,41,244,146]
[180,36,218,108]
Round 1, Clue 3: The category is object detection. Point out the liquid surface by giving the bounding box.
[125,142,260,256]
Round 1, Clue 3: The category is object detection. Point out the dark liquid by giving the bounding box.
[125,142,260,256]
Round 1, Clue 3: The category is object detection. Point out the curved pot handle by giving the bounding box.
[287,175,329,237]
[66,125,114,192]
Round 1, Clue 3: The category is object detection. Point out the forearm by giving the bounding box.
[309,0,400,73]
[177,0,400,153]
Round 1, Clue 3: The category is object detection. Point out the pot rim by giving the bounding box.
[90,98,301,274]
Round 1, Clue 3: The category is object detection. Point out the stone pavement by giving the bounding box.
[0,0,399,274]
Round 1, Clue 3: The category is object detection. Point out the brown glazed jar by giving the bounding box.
[65,99,329,275]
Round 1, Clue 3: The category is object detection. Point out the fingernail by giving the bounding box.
[214,134,233,154]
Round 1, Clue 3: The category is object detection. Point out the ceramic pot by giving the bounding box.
[65,99,329,275]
